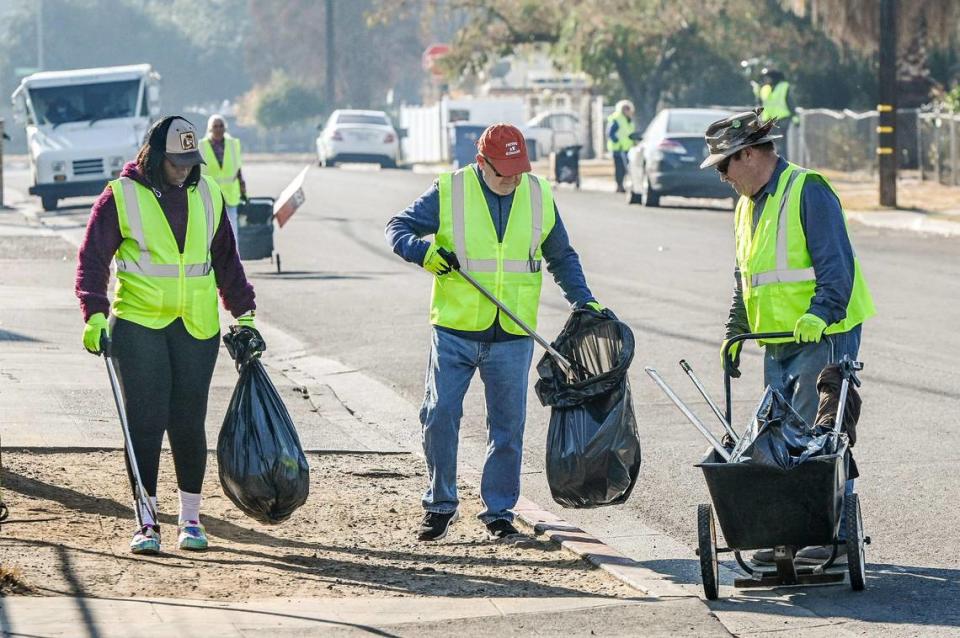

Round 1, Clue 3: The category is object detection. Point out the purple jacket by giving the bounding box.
[75,161,256,322]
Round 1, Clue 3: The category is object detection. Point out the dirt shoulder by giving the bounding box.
[0,450,636,601]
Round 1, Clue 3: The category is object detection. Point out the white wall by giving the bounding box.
[400,97,527,164]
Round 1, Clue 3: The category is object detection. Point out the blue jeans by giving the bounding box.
[764,325,862,538]
[419,328,534,523]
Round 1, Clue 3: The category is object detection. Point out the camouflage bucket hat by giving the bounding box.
[700,108,783,169]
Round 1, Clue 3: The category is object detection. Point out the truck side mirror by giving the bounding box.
[147,85,161,117]
[11,93,27,124]
[397,127,408,139]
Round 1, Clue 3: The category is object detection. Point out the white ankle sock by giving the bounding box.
[136,497,159,527]
[178,490,202,524]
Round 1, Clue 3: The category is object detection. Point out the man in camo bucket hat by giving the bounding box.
[701,107,876,566]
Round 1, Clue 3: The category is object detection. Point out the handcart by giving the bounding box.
[237,197,281,273]
[646,331,869,600]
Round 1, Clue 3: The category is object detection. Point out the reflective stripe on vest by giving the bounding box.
[748,168,815,287]
[450,169,544,274]
[114,177,216,277]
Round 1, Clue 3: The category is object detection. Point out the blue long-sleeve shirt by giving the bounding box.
[385,165,595,342]
[726,157,856,336]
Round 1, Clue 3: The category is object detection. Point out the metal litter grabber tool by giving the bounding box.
[679,359,739,444]
[645,367,731,461]
[102,336,157,529]
[453,267,588,380]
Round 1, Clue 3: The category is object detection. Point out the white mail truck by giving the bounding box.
[11,64,160,210]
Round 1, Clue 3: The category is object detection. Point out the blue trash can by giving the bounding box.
[449,123,487,169]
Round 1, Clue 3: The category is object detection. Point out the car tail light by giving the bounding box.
[657,139,687,154]
[383,132,396,143]
[330,130,343,141]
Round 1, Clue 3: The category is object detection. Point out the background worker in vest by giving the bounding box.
[754,68,798,160]
[701,109,875,566]
[75,116,262,555]
[385,123,608,543]
[606,99,635,193]
[200,114,247,242]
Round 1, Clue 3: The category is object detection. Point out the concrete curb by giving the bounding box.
[514,497,692,599]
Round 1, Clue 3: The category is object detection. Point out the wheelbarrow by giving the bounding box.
[646,331,869,600]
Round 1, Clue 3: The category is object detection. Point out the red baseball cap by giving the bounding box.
[476,123,531,176]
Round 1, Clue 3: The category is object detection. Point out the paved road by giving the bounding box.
[6,162,959,636]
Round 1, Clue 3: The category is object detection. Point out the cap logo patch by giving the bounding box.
[505,141,520,156]
[179,131,196,151]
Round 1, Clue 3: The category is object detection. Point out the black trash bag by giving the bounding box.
[218,327,309,524]
[535,309,641,508]
[740,388,846,470]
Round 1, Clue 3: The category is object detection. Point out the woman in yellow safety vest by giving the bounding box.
[75,116,262,555]
[200,114,247,242]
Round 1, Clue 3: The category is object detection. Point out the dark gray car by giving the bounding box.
[626,108,736,208]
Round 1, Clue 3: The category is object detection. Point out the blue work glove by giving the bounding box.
[721,338,742,378]
[794,313,827,344]
[83,313,109,355]
[421,243,459,276]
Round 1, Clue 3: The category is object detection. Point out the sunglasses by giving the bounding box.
[716,150,742,175]
[481,155,505,178]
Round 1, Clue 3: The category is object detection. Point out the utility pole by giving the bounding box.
[878,0,897,207]
[37,0,44,70]
[325,0,335,107]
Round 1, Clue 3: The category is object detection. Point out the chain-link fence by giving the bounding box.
[792,107,960,185]
[791,108,920,178]
[917,111,960,186]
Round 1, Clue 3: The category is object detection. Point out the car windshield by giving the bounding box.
[666,112,729,135]
[29,79,141,126]
[337,113,389,126]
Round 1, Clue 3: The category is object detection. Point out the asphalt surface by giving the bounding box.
[5,161,959,636]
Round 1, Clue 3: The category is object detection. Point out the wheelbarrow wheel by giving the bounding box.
[845,493,866,591]
[698,503,720,600]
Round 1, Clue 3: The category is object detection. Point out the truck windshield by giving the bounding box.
[29,79,141,127]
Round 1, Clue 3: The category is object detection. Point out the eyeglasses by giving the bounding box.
[481,155,505,178]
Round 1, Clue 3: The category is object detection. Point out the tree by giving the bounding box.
[782,0,960,106]
[373,0,878,122]
[250,72,325,129]
[243,0,423,111]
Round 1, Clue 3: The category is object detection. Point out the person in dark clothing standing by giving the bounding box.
[385,123,608,543]
[75,115,263,555]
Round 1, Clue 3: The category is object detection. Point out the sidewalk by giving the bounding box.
[0,191,731,636]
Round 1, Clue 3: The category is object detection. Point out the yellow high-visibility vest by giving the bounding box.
[432,166,556,335]
[200,135,242,206]
[110,175,224,339]
[734,163,875,342]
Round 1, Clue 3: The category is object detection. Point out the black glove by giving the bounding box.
[437,247,461,271]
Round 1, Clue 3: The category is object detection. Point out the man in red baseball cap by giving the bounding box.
[385,122,610,544]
